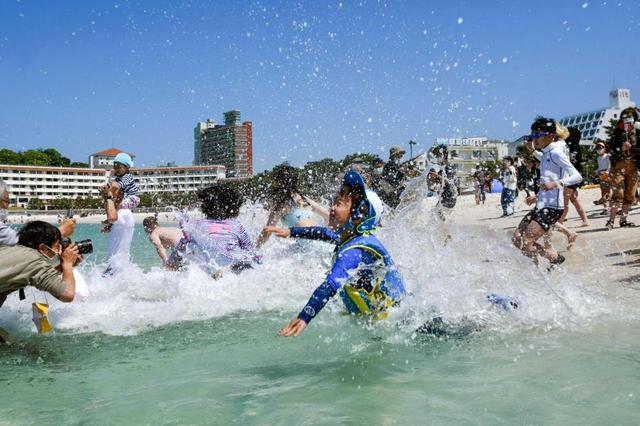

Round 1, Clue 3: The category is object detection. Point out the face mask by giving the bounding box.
[597,149,604,155]
[373,167,383,175]
[42,245,61,266]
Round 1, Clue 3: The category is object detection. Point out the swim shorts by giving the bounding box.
[520,207,563,231]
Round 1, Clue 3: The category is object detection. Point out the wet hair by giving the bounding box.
[143,216,158,231]
[269,164,300,208]
[338,182,366,215]
[199,183,243,220]
[566,127,581,145]
[18,221,61,250]
[531,116,556,134]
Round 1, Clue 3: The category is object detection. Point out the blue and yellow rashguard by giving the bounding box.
[290,226,405,323]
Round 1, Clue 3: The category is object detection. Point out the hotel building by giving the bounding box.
[557,88,636,145]
[436,137,510,176]
[1,164,226,208]
[194,110,253,178]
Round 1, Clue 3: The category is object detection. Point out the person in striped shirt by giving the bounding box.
[112,153,140,210]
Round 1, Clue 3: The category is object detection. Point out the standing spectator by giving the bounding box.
[516,156,531,197]
[381,144,407,208]
[513,117,582,265]
[473,164,486,205]
[594,142,611,215]
[606,107,640,230]
[500,157,517,216]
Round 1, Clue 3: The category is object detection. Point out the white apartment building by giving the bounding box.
[436,137,510,176]
[133,165,226,193]
[1,164,226,208]
[557,88,636,145]
[0,165,109,207]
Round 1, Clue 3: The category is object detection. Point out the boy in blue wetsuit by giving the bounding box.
[264,171,405,337]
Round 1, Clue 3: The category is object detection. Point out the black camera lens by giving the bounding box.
[75,239,93,255]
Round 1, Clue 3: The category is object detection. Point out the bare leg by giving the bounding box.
[558,188,572,224]
[570,192,589,226]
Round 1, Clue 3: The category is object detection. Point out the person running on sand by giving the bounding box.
[513,117,582,265]
[143,216,184,267]
[594,141,611,215]
[557,127,589,227]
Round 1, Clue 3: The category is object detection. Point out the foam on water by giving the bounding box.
[1,190,635,338]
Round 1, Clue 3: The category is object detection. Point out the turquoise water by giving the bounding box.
[2,204,640,424]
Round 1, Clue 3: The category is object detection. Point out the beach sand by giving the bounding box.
[451,187,640,284]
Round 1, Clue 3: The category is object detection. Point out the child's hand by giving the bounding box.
[263,226,291,238]
[278,318,307,337]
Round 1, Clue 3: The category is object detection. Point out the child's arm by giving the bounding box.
[262,226,340,243]
[279,249,363,337]
[290,226,339,243]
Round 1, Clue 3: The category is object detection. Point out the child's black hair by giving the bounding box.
[199,183,243,220]
[338,183,367,217]
[143,216,158,231]
[502,156,514,165]
[531,116,556,133]
[18,221,62,250]
[269,164,300,208]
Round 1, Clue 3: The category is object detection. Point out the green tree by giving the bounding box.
[21,149,50,166]
[41,148,70,167]
[27,197,44,210]
[0,149,21,165]
[69,162,89,168]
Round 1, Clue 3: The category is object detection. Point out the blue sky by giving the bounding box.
[0,0,638,171]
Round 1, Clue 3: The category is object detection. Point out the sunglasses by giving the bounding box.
[529,132,552,140]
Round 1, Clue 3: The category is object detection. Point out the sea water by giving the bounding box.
[1,200,639,425]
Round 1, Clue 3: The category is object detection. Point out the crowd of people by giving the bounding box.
[1,109,639,343]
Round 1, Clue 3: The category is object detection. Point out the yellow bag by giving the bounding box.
[32,302,54,334]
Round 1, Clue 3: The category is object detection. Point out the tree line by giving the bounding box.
[0,148,88,168]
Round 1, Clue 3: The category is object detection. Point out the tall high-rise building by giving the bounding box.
[193,110,253,178]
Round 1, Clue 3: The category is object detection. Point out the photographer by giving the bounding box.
[0,221,82,312]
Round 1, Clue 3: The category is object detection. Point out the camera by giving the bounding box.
[61,238,94,255]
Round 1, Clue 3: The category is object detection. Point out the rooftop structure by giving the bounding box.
[89,148,136,170]
[194,110,253,178]
[557,88,636,145]
[436,137,510,176]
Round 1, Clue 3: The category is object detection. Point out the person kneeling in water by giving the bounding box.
[171,183,261,277]
[265,171,406,337]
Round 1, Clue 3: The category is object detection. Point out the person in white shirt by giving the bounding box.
[500,157,517,216]
[100,182,134,276]
[513,117,582,265]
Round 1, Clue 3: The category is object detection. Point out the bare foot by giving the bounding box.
[578,221,590,227]
[567,233,578,251]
